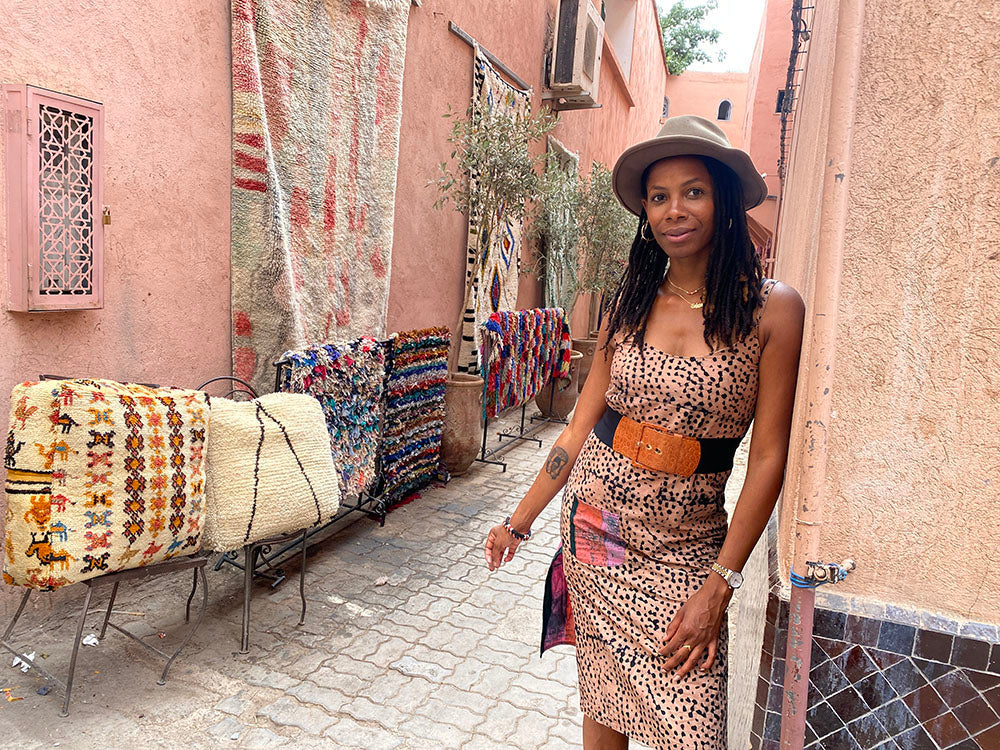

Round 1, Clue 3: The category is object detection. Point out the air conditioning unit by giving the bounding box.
[549,0,604,107]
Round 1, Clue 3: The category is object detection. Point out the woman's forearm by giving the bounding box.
[716,454,787,574]
[507,425,590,532]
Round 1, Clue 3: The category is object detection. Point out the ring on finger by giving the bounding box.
[680,644,693,652]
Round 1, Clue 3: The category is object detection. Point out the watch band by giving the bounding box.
[711,562,738,587]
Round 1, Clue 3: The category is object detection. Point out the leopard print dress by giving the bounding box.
[560,280,776,749]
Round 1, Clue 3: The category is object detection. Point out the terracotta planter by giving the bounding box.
[534,350,584,419]
[441,373,484,477]
[572,336,599,393]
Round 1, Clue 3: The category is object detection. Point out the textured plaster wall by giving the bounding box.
[0,0,233,596]
[743,0,792,234]
[775,0,1000,624]
[663,72,748,149]
[388,0,668,344]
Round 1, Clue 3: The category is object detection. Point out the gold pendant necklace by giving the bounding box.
[667,288,704,309]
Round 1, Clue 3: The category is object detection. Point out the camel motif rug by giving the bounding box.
[4,379,209,591]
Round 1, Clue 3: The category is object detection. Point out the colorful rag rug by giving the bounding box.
[381,327,450,508]
[3,379,209,591]
[231,0,411,395]
[458,47,531,375]
[276,337,386,498]
[478,308,572,419]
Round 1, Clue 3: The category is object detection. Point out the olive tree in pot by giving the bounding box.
[432,102,558,474]
[526,148,585,418]
[574,163,635,391]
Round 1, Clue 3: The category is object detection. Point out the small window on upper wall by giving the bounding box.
[3,85,105,312]
[776,90,786,113]
[717,99,732,121]
[663,96,670,119]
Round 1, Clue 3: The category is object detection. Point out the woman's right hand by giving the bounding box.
[485,524,523,571]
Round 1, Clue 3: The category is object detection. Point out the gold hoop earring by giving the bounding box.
[641,220,655,242]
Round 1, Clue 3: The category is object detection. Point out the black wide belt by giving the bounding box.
[593,407,741,476]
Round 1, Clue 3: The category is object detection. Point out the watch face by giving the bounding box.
[729,571,744,589]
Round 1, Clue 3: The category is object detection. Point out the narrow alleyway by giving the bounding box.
[1,411,766,749]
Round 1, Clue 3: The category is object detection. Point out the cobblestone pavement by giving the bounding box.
[0,411,766,749]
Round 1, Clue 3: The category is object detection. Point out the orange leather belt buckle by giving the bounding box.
[611,417,701,477]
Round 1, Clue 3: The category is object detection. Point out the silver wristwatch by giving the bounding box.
[711,562,744,590]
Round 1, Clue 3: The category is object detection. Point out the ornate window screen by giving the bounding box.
[4,85,104,311]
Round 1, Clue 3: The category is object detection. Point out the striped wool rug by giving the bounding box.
[231,0,410,395]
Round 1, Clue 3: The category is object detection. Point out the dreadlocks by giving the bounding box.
[603,155,764,353]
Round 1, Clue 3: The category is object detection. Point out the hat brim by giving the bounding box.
[612,134,768,216]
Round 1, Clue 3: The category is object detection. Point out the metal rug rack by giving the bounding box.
[476,376,569,471]
[212,342,396,590]
[0,374,213,716]
[1,555,209,717]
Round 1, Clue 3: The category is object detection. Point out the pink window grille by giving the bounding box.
[4,85,104,311]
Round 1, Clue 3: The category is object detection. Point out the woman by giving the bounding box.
[484,115,805,749]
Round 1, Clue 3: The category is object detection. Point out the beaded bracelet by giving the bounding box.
[503,516,531,542]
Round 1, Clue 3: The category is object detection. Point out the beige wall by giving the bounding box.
[775,0,1000,624]
[0,3,232,445]
[0,0,233,615]
[388,0,669,343]
[664,72,748,149]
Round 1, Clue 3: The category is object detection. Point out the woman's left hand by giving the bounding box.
[658,577,732,679]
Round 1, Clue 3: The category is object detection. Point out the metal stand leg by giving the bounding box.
[185,567,198,623]
[2,589,66,709]
[497,403,543,448]
[298,529,307,626]
[2,589,31,641]
[530,374,569,426]
[158,565,208,685]
[475,416,508,471]
[240,544,254,654]
[3,556,209,716]
[99,581,119,639]
[62,583,95,717]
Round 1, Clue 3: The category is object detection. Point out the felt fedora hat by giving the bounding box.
[612,115,767,215]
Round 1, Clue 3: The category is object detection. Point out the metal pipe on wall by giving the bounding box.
[778,0,868,747]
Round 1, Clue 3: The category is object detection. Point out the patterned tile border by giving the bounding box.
[750,595,1000,750]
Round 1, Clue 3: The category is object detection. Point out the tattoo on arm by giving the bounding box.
[545,447,569,480]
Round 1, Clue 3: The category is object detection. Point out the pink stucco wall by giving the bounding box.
[0,0,233,575]
[743,0,791,233]
[388,0,669,343]
[663,72,748,149]
[774,0,1000,624]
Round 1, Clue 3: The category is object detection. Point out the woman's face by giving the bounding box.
[641,156,715,260]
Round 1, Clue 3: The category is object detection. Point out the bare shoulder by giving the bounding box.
[764,281,805,320]
[760,281,805,347]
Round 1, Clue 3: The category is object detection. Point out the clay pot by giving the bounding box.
[572,337,599,393]
[534,350,584,419]
[441,373,484,476]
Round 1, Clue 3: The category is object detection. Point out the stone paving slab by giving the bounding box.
[0,409,764,749]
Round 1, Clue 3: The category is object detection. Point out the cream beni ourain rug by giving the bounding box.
[230,0,411,396]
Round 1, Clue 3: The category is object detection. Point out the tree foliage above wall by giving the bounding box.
[659,0,724,76]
